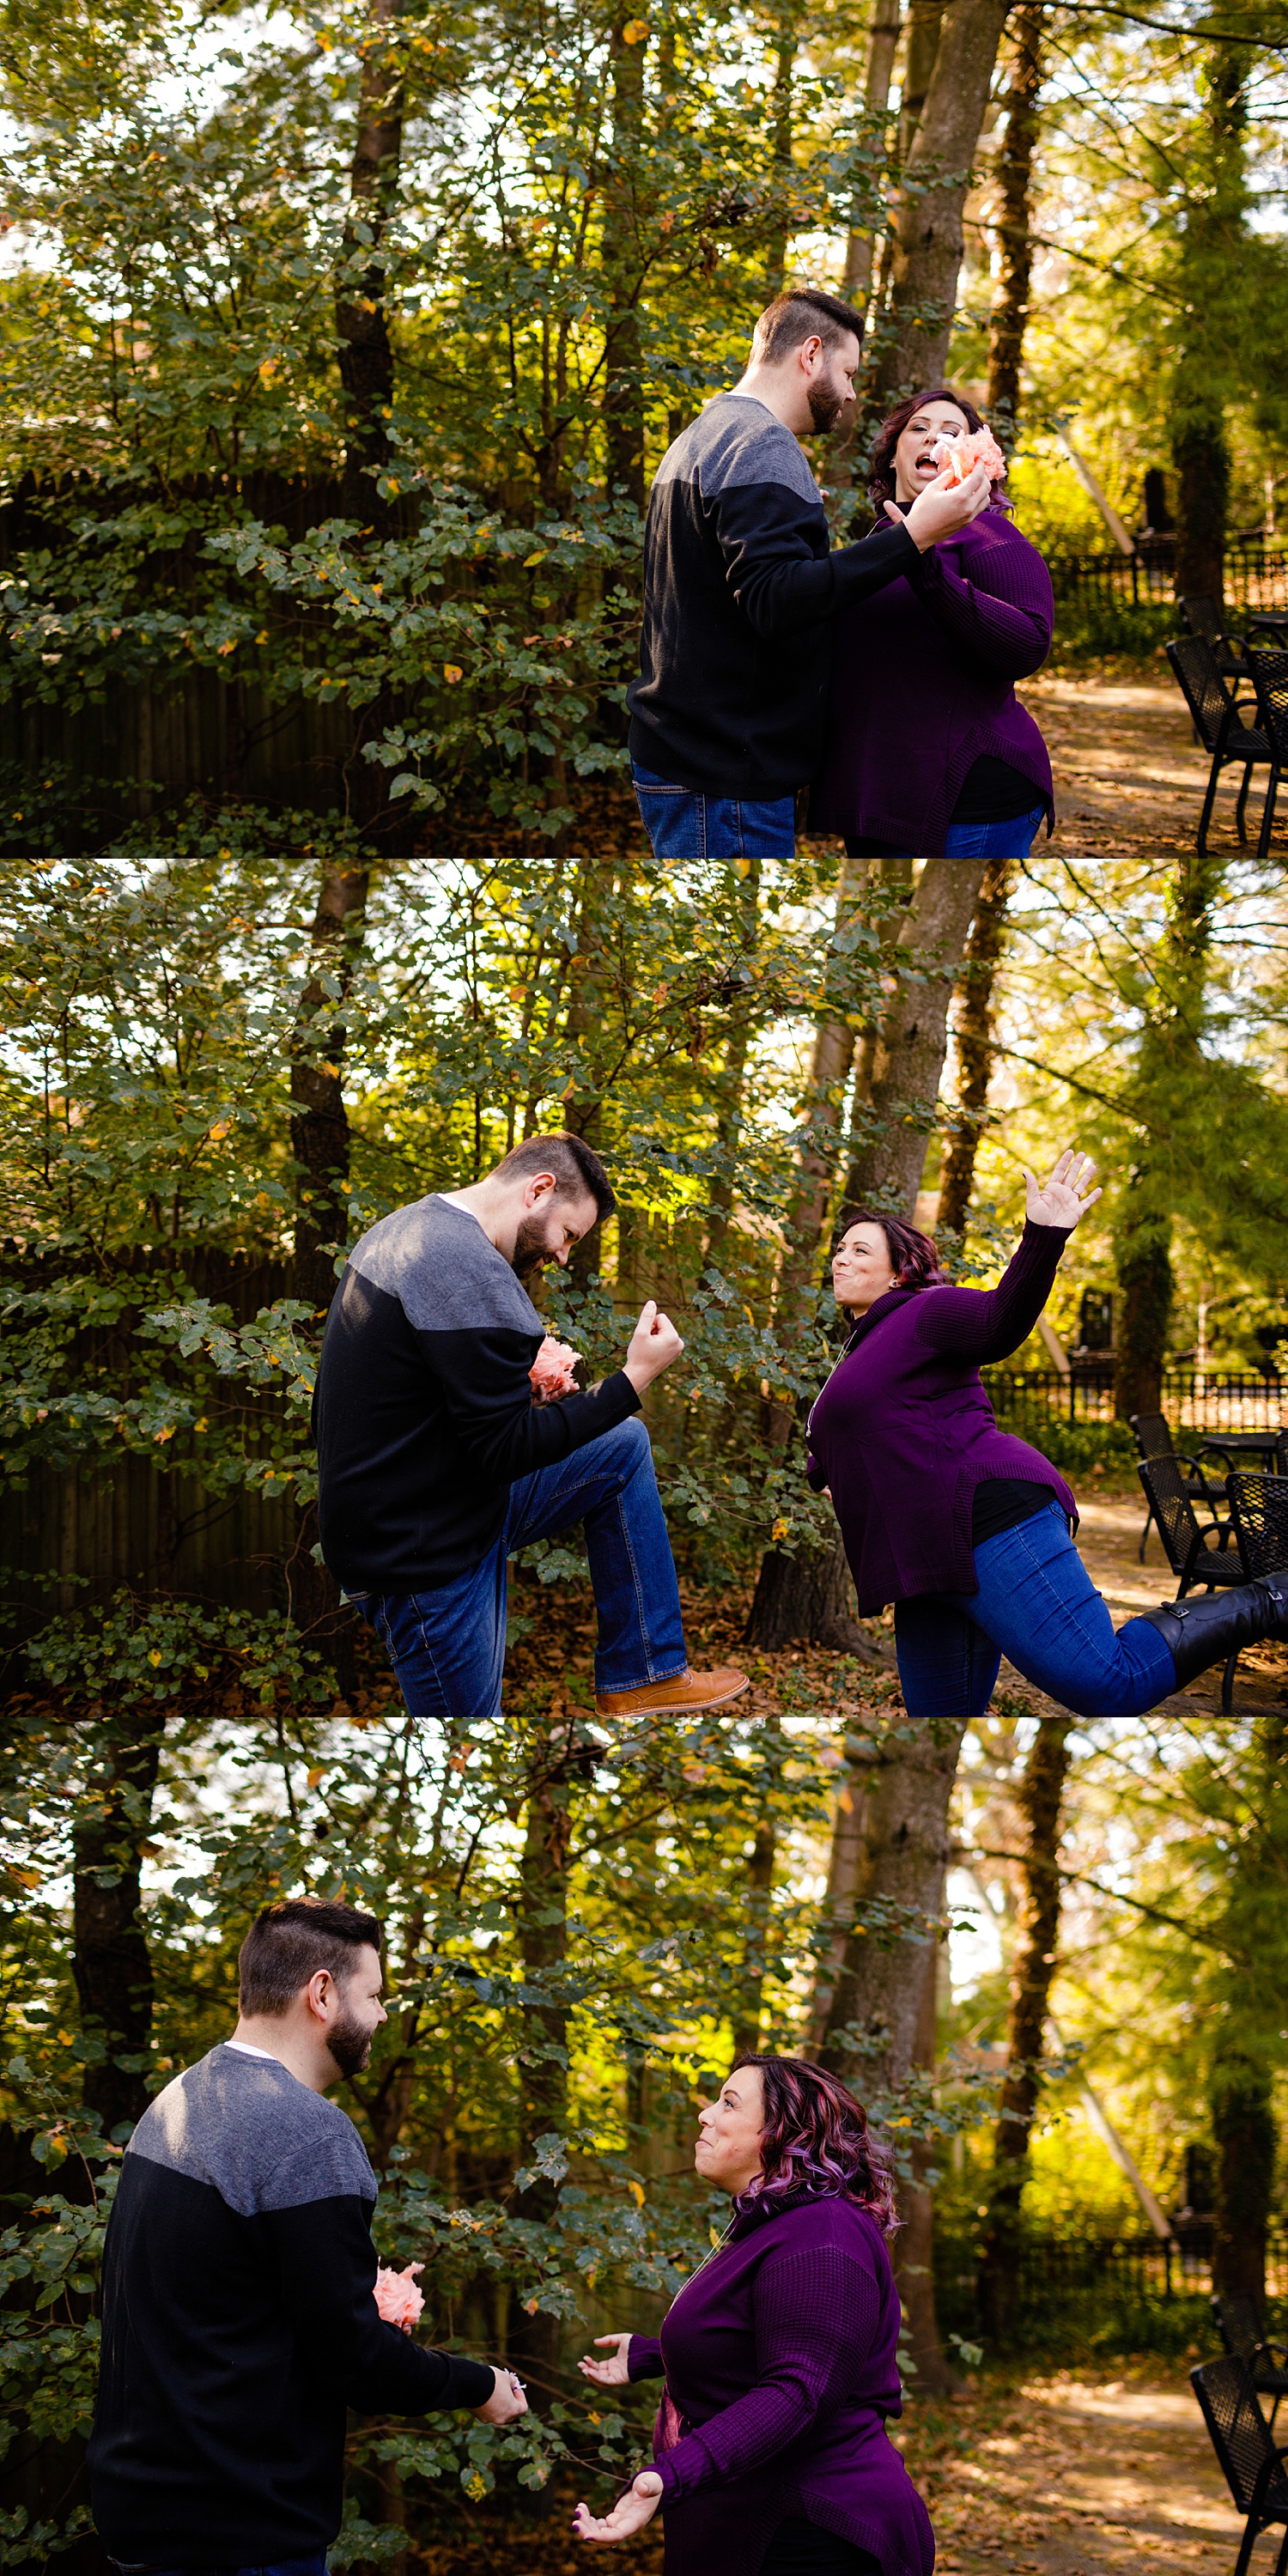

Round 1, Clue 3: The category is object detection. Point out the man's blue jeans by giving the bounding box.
[893,1501,1177,1718]
[631,762,796,860]
[352,1417,687,1720]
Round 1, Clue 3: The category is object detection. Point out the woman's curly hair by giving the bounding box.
[867,383,1012,517]
[833,1207,946,1299]
[732,2054,900,2235]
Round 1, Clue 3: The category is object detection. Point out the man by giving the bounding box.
[627,285,993,860]
[313,1129,746,1719]
[89,1898,526,2576]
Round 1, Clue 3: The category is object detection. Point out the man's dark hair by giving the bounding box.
[238,1897,383,2018]
[751,288,864,368]
[492,1130,616,1224]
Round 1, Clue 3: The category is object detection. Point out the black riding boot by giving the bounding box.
[1135,1576,1288,1691]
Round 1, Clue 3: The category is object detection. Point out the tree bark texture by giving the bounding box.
[1171,43,1249,606]
[73,1714,163,2139]
[894,1943,955,2396]
[337,0,404,520]
[985,4,1044,437]
[1113,1218,1174,1420]
[1211,2036,1274,2301]
[843,858,987,1219]
[976,1703,1073,2346]
[732,1822,777,2062]
[817,1714,968,2095]
[842,0,903,305]
[937,854,1016,1235]
[510,1734,576,2404]
[898,0,945,166]
[745,1531,872,1654]
[765,10,797,296]
[874,0,1012,402]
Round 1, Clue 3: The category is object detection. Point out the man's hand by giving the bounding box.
[472,2367,528,2425]
[623,1299,683,1396]
[577,2331,633,2388]
[574,2470,664,2544]
[896,459,992,553]
[1023,1148,1101,1230]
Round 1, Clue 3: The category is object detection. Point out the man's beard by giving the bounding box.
[807,379,847,434]
[511,1214,550,1279]
[326,2008,374,2079]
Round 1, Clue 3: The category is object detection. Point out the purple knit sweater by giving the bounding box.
[804,1220,1077,1614]
[627,2191,933,2576]
[809,505,1054,854]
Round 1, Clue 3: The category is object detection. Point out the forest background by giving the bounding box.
[3,0,1288,2562]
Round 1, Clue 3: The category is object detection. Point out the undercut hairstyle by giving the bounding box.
[834,1206,946,1297]
[238,1897,383,2019]
[491,1130,616,1224]
[867,383,1012,515]
[750,288,865,368]
[732,2054,900,2234]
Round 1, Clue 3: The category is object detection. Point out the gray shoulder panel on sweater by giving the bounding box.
[347,1195,544,1336]
[652,394,822,507]
[127,2045,378,2216]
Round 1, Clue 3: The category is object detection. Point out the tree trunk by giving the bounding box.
[817,1714,968,2095]
[336,0,404,522]
[976,1702,1073,2346]
[1211,2037,1274,2302]
[603,4,646,507]
[843,858,987,1218]
[765,10,797,296]
[290,859,371,1313]
[894,1943,956,2397]
[746,1531,874,1654]
[874,0,1012,400]
[74,1714,163,2140]
[985,4,1043,440]
[510,1732,574,2408]
[938,853,1015,1236]
[1171,43,1249,607]
[732,1822,777,2061]
[708,854,762,1255]
[898,0,945,166]
[1113,1212,1173,1421]
[842,0,903,307]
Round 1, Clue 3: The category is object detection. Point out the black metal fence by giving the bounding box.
[936,2221,1288,2321]
[983,1367,1286,1433]
[1048,535,1288,614]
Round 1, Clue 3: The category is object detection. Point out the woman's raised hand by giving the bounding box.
[577,2331,634,2388]
[574,2471,664,2545]
[1023,1149,1102,1230]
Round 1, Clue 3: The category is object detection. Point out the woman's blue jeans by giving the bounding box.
[854,806,1046,863]
[893,1502,1177,1718]
[350,1416,687,1720]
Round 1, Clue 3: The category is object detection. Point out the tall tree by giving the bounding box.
[842,0,903,307]
[604,2,647,509]
[985,2,1044,438]
[938,853,1016,1235]
[337,0,406,523]
[843,858,987,1216]
[73,1711,163,2140]
[873,0,1012,401]
[1171,29,1251,605]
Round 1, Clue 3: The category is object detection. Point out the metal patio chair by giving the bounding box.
[1213,2293,1288,2433]
[1224,1472,1288,1591]
[1137,1452,1249,1708]
[1191,2353,1288,2576]
[1179,592,1249,676]
[1129,1411,1236,1562]
[1242,642,1288,860]
[1166,632,1273,855]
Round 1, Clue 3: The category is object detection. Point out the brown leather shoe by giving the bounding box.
[595,1667,749,1718]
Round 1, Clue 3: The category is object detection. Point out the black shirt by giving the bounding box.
[971,1476,1057,1547]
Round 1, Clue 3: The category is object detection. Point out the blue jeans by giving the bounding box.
[893,1502,1177,1717]
[631,762,796,860]
[352,1417,687,1719]
[851,806,1046,862]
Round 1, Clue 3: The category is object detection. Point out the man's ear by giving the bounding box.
[525,1171,558,1206]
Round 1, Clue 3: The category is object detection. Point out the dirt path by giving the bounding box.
[1023,667,1265,863]
[1068,1492,1288,1715]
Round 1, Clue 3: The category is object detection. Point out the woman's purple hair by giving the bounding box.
[834,1206,946,1296]
[731,2054,900,2235]
[867,383,1012,516]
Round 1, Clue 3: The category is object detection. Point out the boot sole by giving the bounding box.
[596,1676,750,1718]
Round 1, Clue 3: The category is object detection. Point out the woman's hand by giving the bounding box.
[574,2471,663,2545]
[577,2331,633,2388]
[1024,1149,1102,1230]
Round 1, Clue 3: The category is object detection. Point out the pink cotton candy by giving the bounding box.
[374,2263,424,2330]
[932,424,1007,486]
[529,1334,580,1402]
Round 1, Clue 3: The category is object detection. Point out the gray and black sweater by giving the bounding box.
[313,1194,640,1594]
[626,392,918,798]
[88,2044,494,2566]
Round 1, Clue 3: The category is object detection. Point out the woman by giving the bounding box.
[808,1150,1288,1718]
[811,386,1054,860]
[572,2056,931,2576]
